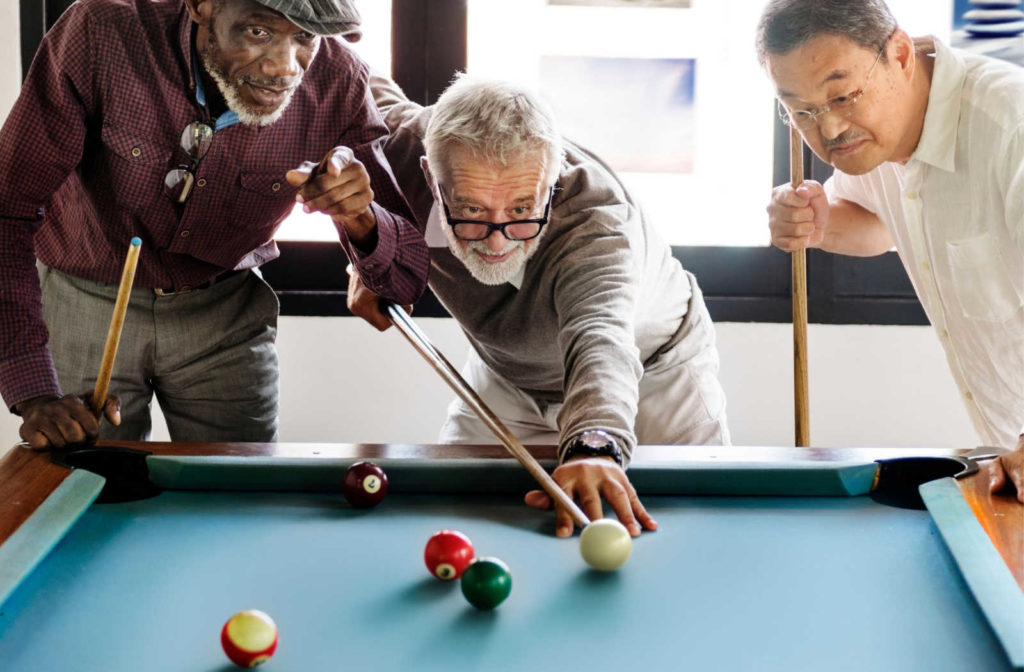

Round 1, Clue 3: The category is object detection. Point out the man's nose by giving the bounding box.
[818,111,851,142]
[484,227,510,252]
[262,41,302,80]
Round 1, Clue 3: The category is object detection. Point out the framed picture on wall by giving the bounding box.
[539,56,696,173]
[467,0,774,246]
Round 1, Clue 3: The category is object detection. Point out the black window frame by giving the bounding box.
[19,0,927,326]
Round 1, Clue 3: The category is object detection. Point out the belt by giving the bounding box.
[153,269,245,296]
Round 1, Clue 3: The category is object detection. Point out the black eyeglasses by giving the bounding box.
[439,185,554,241]
[164,122,214,204]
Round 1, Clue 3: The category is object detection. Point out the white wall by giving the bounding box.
[0,317,979,451]
[0,3,18,124]
[265,318,978,449]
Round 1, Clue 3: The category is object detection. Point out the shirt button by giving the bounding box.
[964,391,974,401]
[921,261,931,271]
[131,147,142,158]
[940,329,949,338]
[906,191,918,200]
[180,230,190,238]
[197,178,207,188]
[271,182,281,192]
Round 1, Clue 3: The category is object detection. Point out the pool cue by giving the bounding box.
[91,237,142,415]
[790,128,810,447]
[385,303,591,529]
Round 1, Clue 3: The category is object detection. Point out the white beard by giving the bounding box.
[444,224,546,286]
[201,53,298,127]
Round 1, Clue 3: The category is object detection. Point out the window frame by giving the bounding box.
[20,0,927,326]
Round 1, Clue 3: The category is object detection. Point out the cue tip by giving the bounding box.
[130,237,142,247]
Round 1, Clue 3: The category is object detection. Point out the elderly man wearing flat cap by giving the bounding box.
[0,0,429,449]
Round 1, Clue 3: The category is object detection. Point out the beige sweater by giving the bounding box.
[371,75,706,460]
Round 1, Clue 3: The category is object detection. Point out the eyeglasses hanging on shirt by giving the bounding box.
[164,122,214,204]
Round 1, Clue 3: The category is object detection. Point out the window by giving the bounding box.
[274,0,393,242]
[468,0,774,246]
[19,0,957,324]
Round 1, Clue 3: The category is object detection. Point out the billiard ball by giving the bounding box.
[342,461,388,508]
[221,609,278,667]
[579,518,632,571]
[460,557,512,610]
[424,529,475,580]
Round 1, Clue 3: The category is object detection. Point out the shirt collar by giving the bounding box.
[508,266,526,290]
[180,8,196,92]
[910,38,966,172]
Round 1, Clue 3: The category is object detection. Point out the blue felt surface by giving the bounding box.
[0,491,1012,672]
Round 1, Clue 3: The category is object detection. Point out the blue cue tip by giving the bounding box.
[130,237,142,247]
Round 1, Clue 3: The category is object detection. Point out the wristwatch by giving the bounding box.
[562,429,623,467]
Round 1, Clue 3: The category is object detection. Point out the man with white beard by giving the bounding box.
[349,75,729,538]
[0,0,428,449]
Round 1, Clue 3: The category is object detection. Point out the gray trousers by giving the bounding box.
[40,266,280,442]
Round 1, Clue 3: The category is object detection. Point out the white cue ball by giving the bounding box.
[579,519,632,571]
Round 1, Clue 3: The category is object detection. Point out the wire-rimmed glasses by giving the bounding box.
[778,46,885,131]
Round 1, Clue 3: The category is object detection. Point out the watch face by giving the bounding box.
[580,430,613,448]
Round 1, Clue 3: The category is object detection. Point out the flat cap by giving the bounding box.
[254,0,362,39]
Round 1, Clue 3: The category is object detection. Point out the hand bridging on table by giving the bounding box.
[286,146,378,249]
[985,436,1024,504]
[524,457,658,538]
[767,180,830,252]
[16,392,121,450]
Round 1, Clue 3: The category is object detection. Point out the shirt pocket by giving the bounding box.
[227,170,301,230]
[946,231,1023,323]
[100,124,171,215]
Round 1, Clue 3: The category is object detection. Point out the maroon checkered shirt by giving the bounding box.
[0,0,430,410]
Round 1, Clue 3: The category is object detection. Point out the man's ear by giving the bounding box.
[184,0,214,26]
[420,156,439,200]
[890,29,916,80]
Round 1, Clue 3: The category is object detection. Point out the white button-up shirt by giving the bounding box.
[826,38,1024,448]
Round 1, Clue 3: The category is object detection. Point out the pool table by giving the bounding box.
[0,441,1021,671]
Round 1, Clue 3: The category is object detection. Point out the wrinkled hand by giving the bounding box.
[524,457,657,538]
[985,436,1024,503]
[768,180,830,251]
[345,265,410,331]
[286,146,377,247]
[16,392,121,450]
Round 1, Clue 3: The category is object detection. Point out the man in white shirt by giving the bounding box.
[758,0,1024,501]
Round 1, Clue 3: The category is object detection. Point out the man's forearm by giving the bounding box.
[821,198,895,257]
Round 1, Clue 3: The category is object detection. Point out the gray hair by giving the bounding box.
[425,74,564,188]
[756,0,897,66]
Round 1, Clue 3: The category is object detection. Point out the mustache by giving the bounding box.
[468,239,524,254]
[237,75,301,90]
[824,132,862,149]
